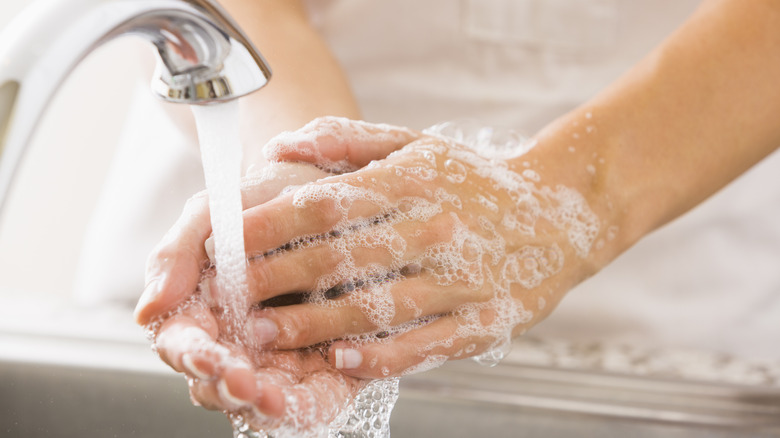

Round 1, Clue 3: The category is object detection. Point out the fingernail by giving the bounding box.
[182,354,210,380]
[204,236,215,264]
[334,348,362,369]
[218,379,252,407]
[251,318,278,345]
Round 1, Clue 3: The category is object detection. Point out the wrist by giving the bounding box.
[508,106,638,274]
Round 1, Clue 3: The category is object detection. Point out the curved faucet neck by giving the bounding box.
[0,0,271,212]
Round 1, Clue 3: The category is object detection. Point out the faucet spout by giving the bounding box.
[0,0,272,211]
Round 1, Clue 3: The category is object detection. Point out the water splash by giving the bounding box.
[329,378,399,438]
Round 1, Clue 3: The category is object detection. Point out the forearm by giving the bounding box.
[218,0,360,167]
[519,0,780,269]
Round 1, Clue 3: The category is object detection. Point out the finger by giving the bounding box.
[136,193,212,325]
[152,303,261,413]
[241,176,394,260]
[263,116,420,171]
[245,223,405,303]
[243,198,456,302]
[187,365,259,413]
[186,350,305,418]
[240,162,331,205]
[239,368,359,432]
[243,145,456,259]
[193,352,359,431]
[327,315,500,379]
[249,264,492,351]
[137,163,332,326]
[163,325,269,415]
[246,243,345,302]
[154,312,224,376]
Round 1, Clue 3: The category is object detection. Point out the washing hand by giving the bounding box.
[135,116,614,430]
[135,162,366,431]
[150,291,363,430]
[134,121,423,431]
[237,117,609,377]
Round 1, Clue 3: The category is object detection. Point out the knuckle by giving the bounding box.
[302,198,342,231]
[249,212,290,251]
[147,240,176,264]
[417,215,454,248]
[319,247,345,272]
[253,213,279,240]
[249,261,274,299]
[144,246,165,276]
[275,311,317,349]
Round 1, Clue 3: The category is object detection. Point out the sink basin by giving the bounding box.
[1,299,779,437]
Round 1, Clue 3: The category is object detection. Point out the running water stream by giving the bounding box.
[192,101,250,341]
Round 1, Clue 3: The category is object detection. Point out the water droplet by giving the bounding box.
[444,159,467,184]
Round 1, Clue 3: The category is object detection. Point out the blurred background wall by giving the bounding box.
[0,0,144,300]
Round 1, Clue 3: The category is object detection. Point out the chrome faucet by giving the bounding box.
[0,0,272,210]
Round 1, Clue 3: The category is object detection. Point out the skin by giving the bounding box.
[135,0,780,432]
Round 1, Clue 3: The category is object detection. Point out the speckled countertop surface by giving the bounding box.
[508,335,780,388]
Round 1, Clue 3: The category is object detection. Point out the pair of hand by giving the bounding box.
[135,117,602,431]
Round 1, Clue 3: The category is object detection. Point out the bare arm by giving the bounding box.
[524,0,780,271]
[237,0,780,375]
